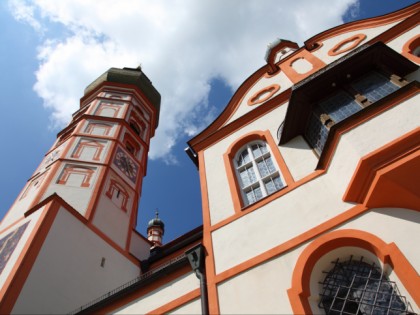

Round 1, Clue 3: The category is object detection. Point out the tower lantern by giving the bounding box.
[147,209,165,247]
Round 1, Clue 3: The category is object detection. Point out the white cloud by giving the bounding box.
[8,0,358,160]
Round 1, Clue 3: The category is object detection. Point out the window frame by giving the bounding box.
[288,229,420,315]
[224,130,293,212]
[234,141,285,206]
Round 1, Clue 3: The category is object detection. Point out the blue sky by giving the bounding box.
[0,0,417,243]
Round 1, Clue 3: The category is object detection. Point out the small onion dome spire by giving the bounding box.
[147,209,165,247]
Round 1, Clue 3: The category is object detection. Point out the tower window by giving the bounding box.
[105,180,129,212]
[319,256,414,315]
[129,121,141,135]
[234,141,285,206]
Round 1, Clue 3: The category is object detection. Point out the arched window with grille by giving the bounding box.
[319,256,415,315]
[234,141,285,206]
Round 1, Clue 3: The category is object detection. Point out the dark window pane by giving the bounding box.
[306,112,328,155]
[352,71,399,102]
[319,90,362,123]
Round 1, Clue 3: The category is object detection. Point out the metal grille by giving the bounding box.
[319,257,416,315]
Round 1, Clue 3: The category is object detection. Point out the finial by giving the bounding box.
[155,208,159,219]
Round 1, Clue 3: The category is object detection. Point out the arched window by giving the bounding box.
[234,141,284,206]
[129,120,142,136]
[105,179,129,212]
[319,256,414,315]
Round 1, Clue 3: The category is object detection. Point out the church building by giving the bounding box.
[0,3,418,314]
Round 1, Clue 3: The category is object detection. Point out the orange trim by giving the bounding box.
[198,151,220,314]
[247,84,280,106]
[344,128,420,205]
[304,2,420,50]
[288,229,420,314]
[188,66,270,150]
[189,3,419,152]
[0,217,26,237]
[71,139,105,161]
[402,34,420,63]
[19,173,46,200]
[80,82,159,134]
[105,179,130,212]
[213,202,365,284]
[279,50,326,84]
[318,82,419,170]
[211,170,322,232]
[146,289,200,314]
[50,194,140,265]
[223,130,295,213]
[0,200,60,314]
[369,10,420,46]
[265,40,299,67]
[85,122,112,136]
[95,102,123,118]
[328,33,366,56]
[191,89,291,152]
[57,165,95,187]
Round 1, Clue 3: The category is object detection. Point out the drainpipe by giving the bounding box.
[185,244,208,315]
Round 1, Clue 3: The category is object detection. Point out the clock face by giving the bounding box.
[114,147,138,183]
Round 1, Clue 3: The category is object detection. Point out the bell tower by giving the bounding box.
[0,66,161,250]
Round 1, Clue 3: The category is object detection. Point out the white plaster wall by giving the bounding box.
[218,247,302,314]
[37,145,64,173]
[0,209,44,291]
[226,70,293,125]
[387,25,420,63]
[211,174,352,274]
[210,95,420,274]
[326,95,419,196]
[1,180,41,228]
[278,135,318,181]
[114,273,199,315]
[341,208,420,275]
[94,100,127,119]
[168,298,201,314]
[42,163,102,217]
[204,104,288,226]
[313,23,399,64]
[66,137,110,163]
[129,231,151,261]
[81,119,117,137]
[12,206,140,314]
[92,194,131,248]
